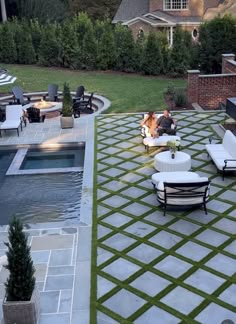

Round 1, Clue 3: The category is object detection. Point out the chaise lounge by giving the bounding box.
[0,105,25,136]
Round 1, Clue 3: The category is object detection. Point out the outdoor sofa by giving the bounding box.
[205,130,236,179]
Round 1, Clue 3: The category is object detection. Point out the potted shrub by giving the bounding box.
[2,217,40,324]
[60,82,74,129]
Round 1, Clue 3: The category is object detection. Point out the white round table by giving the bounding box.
[154,151,191,172]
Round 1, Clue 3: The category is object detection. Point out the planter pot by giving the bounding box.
[60,116,74,129]
[2,287,40,324]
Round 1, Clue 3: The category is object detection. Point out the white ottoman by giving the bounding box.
[151,171,200,189]
[154,151,191,172]
[143,135,181,151]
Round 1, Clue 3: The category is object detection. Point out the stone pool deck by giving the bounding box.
[0,111,236,324]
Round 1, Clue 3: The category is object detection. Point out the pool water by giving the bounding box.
[20,147,85,170]
[0,148,83,225]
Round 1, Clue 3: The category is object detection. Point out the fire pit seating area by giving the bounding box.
[205,130,236,179]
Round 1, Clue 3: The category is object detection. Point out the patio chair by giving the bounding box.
[0,106,6,122]
[12,86,31,105]
[43,84,58,102]
[156,178,210,216]
[73,92,94,115]
[0,105,25,136]
[73,86,85,103]
[26,107,46,123]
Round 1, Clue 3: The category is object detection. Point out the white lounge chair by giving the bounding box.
[0,105,25,137]
[156,177,210,216]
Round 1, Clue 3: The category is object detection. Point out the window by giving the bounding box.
[164,0,188,10]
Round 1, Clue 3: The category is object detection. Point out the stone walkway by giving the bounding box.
[0,115,94,324]
[94,112,236,323]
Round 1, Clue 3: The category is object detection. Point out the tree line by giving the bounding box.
[0,14,235,75]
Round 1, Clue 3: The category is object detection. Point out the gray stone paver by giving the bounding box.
[205,254,236,276]
[149,230,182,249]
[195,303,236,323]
[124,221,156,237]
[127,243,163,263]
[102,233,136,251]
[134,306,179,324]
[184,269,225,294]
[154,256,192,278]
[176,241,211,261]
[219,284,236,306]
[195,229,229,247]
[102,258,141,281]
[161,287,204,314]
[130,271,171,296]
[103,289,146,318]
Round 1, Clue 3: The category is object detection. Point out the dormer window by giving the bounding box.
[164,0,188,10]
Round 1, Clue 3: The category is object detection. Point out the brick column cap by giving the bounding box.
[187,70,200,74]
[222,53,235,58]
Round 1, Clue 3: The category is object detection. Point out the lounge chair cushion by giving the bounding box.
[152,171,200,188]
[143,135,181,147]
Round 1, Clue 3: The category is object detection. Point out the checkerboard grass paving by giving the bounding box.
[91,112,236,324]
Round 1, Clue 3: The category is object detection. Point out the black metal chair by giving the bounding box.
[26,107,45,123]
[73,86,85,103]
[12,86,31,105]
[43,84,58,101]
[0,106,6,122]
[73,92,94,116]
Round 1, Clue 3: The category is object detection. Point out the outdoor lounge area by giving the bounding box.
[0,110,235,324]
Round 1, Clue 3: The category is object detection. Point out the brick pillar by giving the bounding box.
[222,54,235,74]
[187,70,200,105]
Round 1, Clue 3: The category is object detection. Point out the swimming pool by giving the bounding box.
[0,145,84,225]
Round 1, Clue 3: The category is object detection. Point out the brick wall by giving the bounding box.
[198,74,236,108]
[187,54,236,109]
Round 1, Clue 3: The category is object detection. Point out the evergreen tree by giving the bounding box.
[142,31,163,75]
[38,24,60,66]
[60,21,80,69]
[198,15,236,73]
[72,14,97,69]
[96,20,116,70]
[62,82,73,116]
[29,19,42,61]
[69,0,120,20]
[4,217,35,301]
[17,24,36,64]
[114,24,136,72]
[168,26,192,76]
[0,23,17,63]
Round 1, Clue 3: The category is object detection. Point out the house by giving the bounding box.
[113,0,235,45]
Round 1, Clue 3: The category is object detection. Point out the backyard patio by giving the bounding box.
[93,111,236,323]
[0,110,235,324]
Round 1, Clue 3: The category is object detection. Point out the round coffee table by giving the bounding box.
[154,151,191,172]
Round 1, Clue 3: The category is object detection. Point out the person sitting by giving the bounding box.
[156,109,176,136]
[140,112,157,138]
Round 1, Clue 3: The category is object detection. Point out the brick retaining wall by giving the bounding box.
[187,53,236,109]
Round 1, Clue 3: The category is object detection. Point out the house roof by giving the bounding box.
[124,10,202,26]
[113,0,149,23]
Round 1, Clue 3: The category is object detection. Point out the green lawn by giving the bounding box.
[0,64,187,113]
